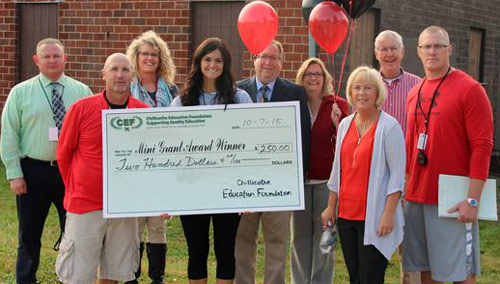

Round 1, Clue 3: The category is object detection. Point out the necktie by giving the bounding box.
[259,85,269,103]
[51,82,66,132]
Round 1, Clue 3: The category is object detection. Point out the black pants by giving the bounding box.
[16,158,65,284]
[180,213,240,280]
[337,218,388,284]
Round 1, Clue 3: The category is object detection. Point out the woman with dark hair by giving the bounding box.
[171,37,252,284]
[172,38,250,107]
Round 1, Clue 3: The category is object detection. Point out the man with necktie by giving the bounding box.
[0,38,92,284]
[235,40,311,284]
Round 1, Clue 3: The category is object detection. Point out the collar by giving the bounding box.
[381,68,404,86]
[426,66,455,82]
[39,73,66,87]
[380,68,404,80]
[256,78,277,93]
[101,90,130,109]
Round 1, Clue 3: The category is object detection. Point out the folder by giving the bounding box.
[438,174,498,221]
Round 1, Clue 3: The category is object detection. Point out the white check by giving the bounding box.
[102,102,304,217]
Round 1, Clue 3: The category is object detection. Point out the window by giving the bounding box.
[191,1,245,79]
[468,27,485,82]
[17,3,59,82]
[348,8,380,69]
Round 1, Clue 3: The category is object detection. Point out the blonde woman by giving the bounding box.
[126,30,178,284]
[321,66,405,284]
[291,58,348,284]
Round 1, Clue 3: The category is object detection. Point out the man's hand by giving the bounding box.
[10,178,27,195]
[447,200,479,223]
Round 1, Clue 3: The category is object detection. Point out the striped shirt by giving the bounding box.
[380,70,421,135]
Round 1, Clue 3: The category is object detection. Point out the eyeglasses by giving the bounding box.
[254,54,281,62]
[138,51,160,58]
[377,46,400,53]
[417,44,449,51]
[304,72,323,78]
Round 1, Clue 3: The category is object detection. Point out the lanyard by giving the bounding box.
[201,91,218,105]
[413,66,451,135]
[38,77,65,115]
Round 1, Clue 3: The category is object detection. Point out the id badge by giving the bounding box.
[48,127,59,141]
[417,133,427,150]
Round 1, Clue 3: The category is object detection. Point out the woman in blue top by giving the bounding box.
[171,37,251,284]
[125,30,178,284]
[171,39,251,107]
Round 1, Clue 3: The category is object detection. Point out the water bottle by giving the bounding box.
[319,221,337,254]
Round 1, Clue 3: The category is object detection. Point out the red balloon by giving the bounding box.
[238,1,278,55]
[309,2,349,53]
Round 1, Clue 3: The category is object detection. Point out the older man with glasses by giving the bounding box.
[374,30,421,137]
[234,40,311,284]
[374,30,422,284]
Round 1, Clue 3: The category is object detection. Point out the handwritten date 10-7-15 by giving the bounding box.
[241,118,283,128]
[256,143,292,154]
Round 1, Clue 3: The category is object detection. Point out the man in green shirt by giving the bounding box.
[0,38,92,284]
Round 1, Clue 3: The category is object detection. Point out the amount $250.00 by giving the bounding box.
[256,143,292,154]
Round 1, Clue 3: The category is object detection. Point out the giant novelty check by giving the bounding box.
[102,102,304,217]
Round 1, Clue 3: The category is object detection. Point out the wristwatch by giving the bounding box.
[467,198,479,208]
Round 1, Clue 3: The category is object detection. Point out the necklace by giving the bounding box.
[307,100,320,124]
[352,117,367,167]
[201,90,218,105]
[355,116,370,146]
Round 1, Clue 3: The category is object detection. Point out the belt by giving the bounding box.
[23,156,58,167]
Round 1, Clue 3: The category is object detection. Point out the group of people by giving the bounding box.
[0,24,493,284]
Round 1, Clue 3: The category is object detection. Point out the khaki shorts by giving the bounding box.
[56,211,139,284]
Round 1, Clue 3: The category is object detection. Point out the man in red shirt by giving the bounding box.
[55,53,148,284]
[403,26,493,284]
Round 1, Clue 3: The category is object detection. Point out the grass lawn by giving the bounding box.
[0,165,498,283]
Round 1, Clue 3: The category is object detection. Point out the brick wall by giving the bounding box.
[240,0,311,81]
[0,0,192,101]
[59,0,191,93]
[0,0,314,98]
[0,1,16,107]
[0,0,499,152]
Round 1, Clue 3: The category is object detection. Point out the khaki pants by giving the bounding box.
[137,216,166,243]
[291,183,335,284]
[235,211,291,284]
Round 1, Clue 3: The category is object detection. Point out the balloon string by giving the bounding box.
[330,54,336,103]
[250,52,254,78]
[335,0,355,97]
